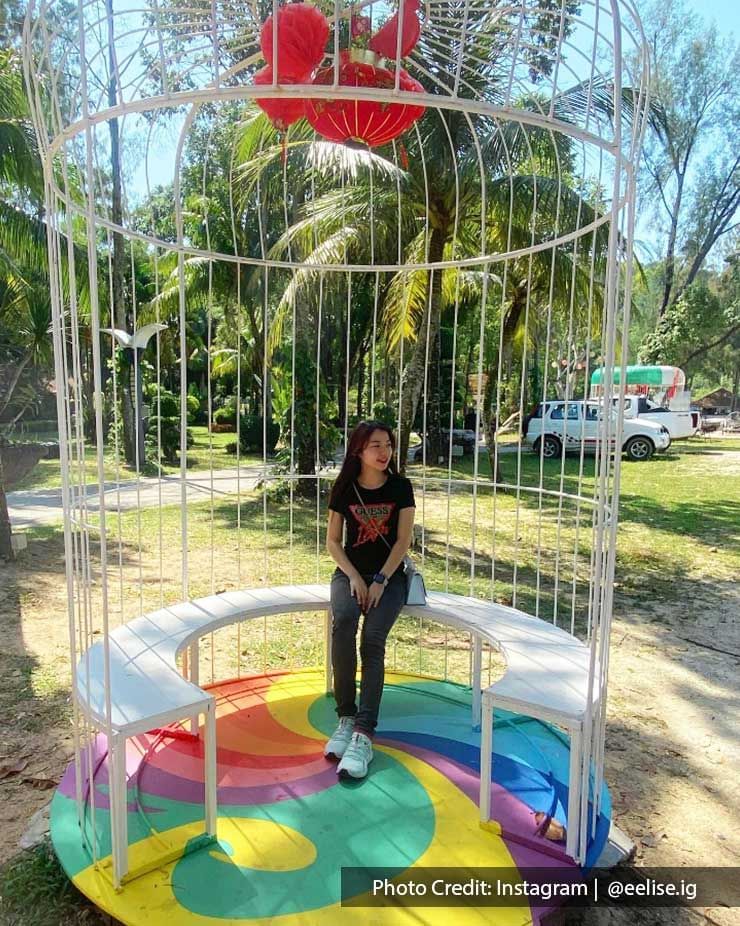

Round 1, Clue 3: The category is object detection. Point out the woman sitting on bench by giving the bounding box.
[324,421,416,780]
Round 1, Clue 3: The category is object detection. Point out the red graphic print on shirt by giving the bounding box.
[348,502,396,547]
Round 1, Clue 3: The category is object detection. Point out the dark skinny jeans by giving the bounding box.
[330,567,406,736]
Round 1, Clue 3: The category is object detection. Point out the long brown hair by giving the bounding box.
[328,421,398,509]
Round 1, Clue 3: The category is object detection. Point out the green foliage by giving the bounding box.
[238,414,280,454]
[639,277,740,380]
[370,402,396,426]
[187,392,201,424]
[146,415,194,463]
[146,404,194,464]
[0,839,103,925]
[272,352,340,471]
[213,403,237,426]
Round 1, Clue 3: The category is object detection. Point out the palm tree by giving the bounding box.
[0,48,49,557]
[262,105,608,470]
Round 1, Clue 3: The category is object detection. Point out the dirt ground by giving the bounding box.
[0,455,738,926]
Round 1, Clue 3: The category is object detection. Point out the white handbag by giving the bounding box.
[352,482,427,606]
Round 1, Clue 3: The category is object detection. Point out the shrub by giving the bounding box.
[146,415,193,463]
[213,405,236,426]
[187,393,201,425]
[144,385,179,419]
[239,414,279,454]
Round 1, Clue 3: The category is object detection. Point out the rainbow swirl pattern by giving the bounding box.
[50,671,611,925]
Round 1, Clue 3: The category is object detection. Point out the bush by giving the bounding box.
[212,394,240,427]
[146,415,194,463]
[187,393,201,425]
[213,405,236,426]
[371,402,397,425]
[144,385,179,419]
[239,414,280,454]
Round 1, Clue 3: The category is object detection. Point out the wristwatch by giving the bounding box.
[372,572,388,587]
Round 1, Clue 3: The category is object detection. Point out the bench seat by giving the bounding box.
[75,584,598,882]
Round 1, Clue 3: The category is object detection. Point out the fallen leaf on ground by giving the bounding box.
[22,775,58,790]
[0,759,29,779]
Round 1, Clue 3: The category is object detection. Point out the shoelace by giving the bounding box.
[344,734,370,759]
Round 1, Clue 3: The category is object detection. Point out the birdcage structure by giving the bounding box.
[23,0,649,921]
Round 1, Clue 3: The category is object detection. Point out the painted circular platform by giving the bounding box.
[51,671,611,925]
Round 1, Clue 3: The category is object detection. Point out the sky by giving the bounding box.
[119,0,738,258]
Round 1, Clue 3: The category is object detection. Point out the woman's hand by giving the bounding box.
[349,574,369,611]
[366,580,385,611]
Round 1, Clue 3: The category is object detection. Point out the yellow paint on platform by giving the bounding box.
[208,818,317,871]
[72,744,529,926]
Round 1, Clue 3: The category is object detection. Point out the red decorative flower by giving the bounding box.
[305,51,425,148]
[260,3,330,81]
[254,64,307,132]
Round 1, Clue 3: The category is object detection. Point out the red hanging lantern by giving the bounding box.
[368,0,421,60]
[305,51,425,148]
[254,64,306,131]
[260,3,330,81]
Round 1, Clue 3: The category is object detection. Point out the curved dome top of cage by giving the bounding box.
[23,0,649,271]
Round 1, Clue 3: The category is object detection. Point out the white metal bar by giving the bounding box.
[204,701,218,835]
[478,693,493,824]
[324,609,333,694]
[471,635,482,729]
[566,723,582,860]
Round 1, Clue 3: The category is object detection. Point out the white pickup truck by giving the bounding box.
[617,396,699,442]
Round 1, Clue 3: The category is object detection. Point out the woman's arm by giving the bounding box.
[366,506,415,610]
[326,510,369,609]
[379,506,415,579]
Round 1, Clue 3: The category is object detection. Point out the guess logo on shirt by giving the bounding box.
[348,502,396,547]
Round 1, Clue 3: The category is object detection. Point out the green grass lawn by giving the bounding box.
[21,437,738,683]
[10,426,261,492]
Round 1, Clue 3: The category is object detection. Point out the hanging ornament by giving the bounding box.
[305,50,425,148]
[254,64,307,131]
[260,3,330,81]
[368,0,421,60]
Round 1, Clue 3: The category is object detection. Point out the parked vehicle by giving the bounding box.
[590,364,699,440]
[617,395,699,441]
[524,400,671,462]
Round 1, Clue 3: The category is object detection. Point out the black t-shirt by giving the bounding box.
[329,474,416,576]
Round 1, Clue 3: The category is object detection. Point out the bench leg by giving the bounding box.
[479,692,494,824]
[189,642,200,735]
[109,733,128,888]
[204,699,217,837]
[471,635,482,730]
[324,609,333,695]
[566,724,582,862]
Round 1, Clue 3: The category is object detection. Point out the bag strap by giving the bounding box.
[352,482,393,552]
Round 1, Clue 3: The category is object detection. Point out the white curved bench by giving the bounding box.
[76,585,597,885]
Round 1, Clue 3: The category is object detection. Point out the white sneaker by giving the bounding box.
[336,732,373,779]
[324,717,355,760]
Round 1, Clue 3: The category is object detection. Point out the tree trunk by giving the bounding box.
[397,226,446,473]
[356,345,365,420]
[426,326,443,462]
[659,170,685,318]
[481,372,502,487]
[106,0,135,465]
[294,301,317,495]
[0,458,12,561]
